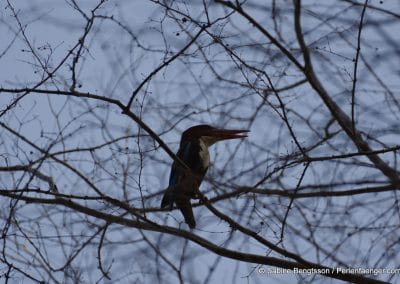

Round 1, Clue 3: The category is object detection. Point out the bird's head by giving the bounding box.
[181,124,249,147]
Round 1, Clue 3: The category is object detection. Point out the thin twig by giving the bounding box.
[279,162,309,241]
[351,0,368,134]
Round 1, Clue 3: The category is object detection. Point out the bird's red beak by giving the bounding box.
[211,128,250,140]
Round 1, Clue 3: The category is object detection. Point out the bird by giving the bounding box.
[161,124,249,228]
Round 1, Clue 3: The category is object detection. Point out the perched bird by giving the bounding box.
[161,125,249,228]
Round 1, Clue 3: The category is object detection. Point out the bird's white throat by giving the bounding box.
[198,138,210,169]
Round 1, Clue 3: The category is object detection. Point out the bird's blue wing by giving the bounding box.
[169,142,191,186]
[161,142,192,209]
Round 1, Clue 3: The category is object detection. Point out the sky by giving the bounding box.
[1,0,400,283]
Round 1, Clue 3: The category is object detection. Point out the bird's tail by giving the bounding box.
[160,188,174,210]
[161,178,199,228]
[176,198,196,229]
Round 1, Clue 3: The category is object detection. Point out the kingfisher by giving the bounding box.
[161,124,249,228]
